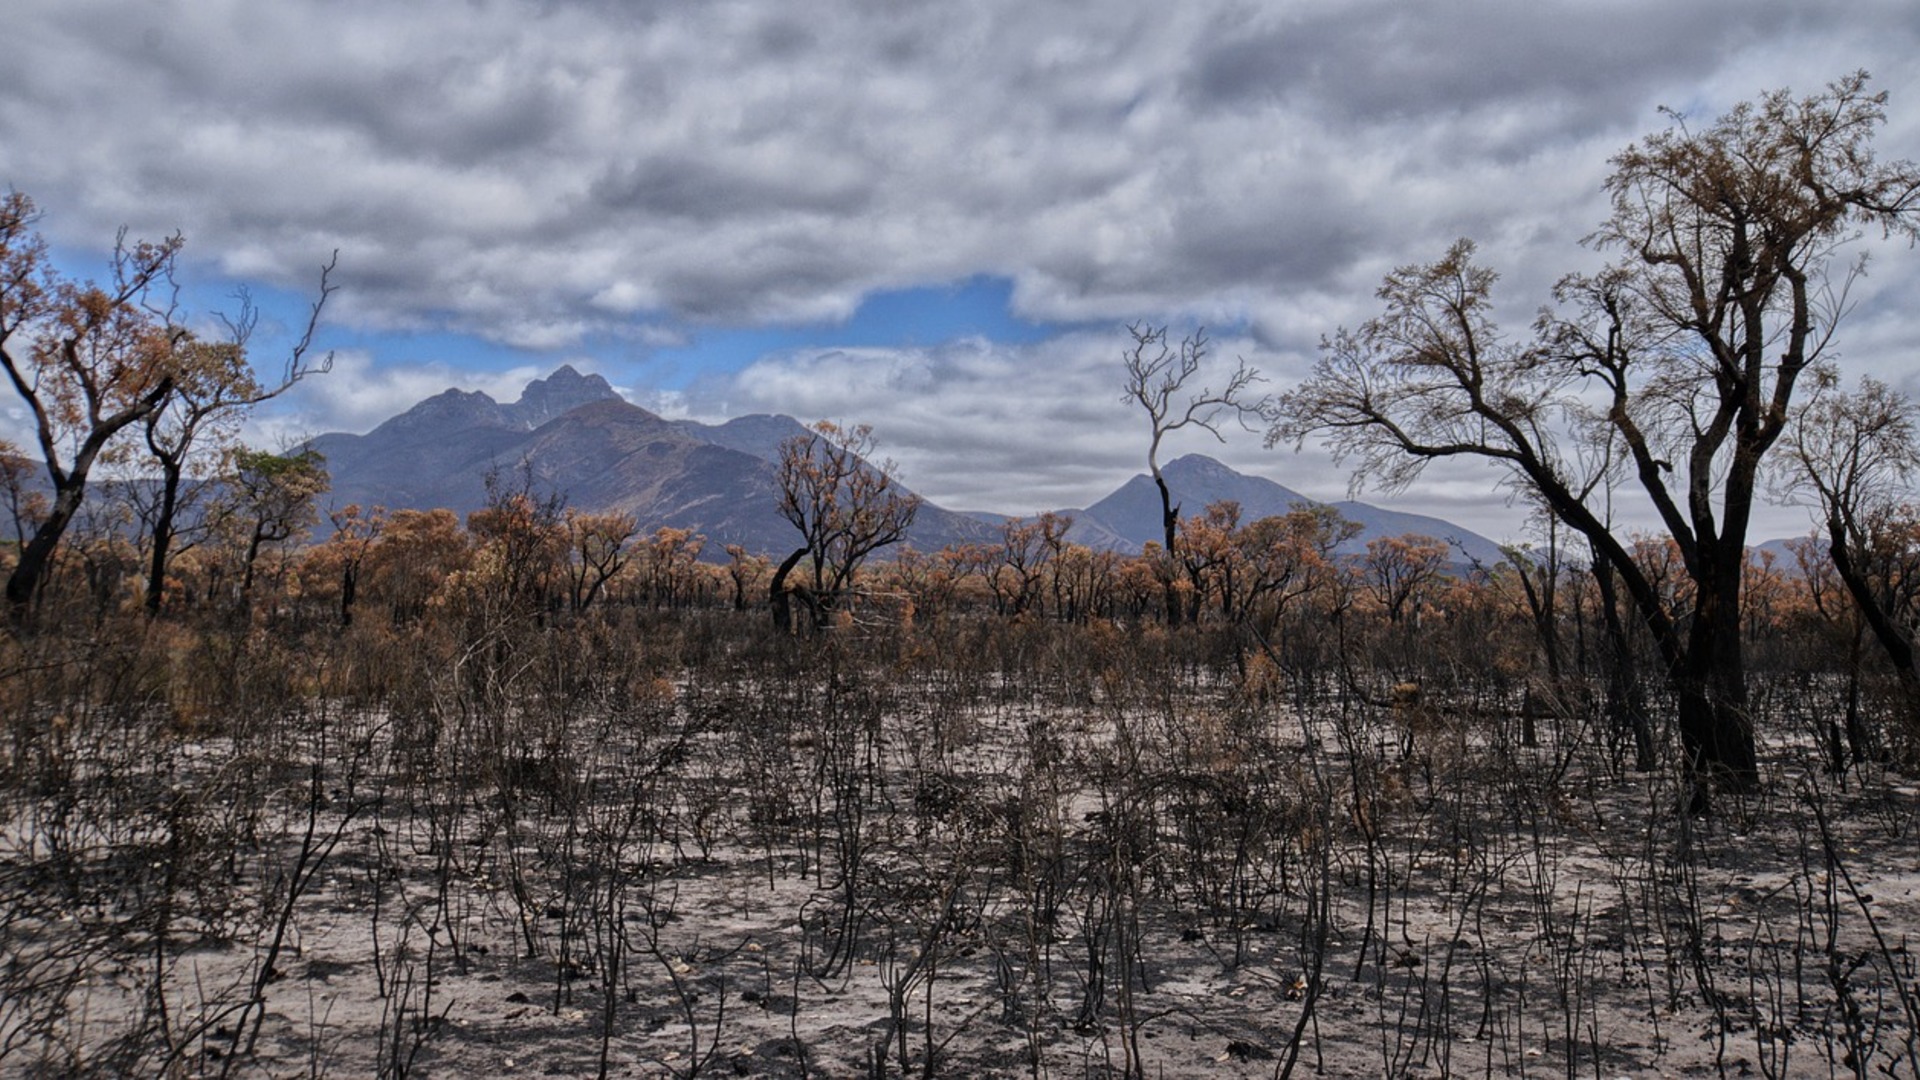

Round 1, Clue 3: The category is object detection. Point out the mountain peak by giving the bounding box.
[367,387,504,439]
[1073,455,1505,564]
[506,366,623,429]
[1085,455,1310,549]
[1163,454,1237,478]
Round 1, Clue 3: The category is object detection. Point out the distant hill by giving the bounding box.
[1062,453,1507,566]
[1072,454,1312,550]
[303,367,1748,571]
[1754,535,1820,572]
[305,366,993,555]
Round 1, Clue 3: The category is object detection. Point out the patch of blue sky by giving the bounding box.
[42,241,368,363]
[40,241,1078,386]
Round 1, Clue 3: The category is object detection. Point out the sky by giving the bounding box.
[4,0,1920,543]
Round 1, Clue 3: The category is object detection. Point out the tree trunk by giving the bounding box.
[1591,554,1654,771]
[340,564,357,628]
[240,524,266,603]
[4,378,172,618]
[144,462,184,615]
[799,586,826,631]
[5,482,86,613]
[1154,473,1181,628]
[1674,579,1760,795]
[1587,523,1757,798]
[769,546,808,633]
[1673,677,1759,799]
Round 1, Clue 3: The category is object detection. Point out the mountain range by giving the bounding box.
[306,366,1506,563]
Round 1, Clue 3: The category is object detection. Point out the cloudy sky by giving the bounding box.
[5,0,1919,542]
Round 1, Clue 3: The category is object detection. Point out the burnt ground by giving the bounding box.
[4,634,1918,1078]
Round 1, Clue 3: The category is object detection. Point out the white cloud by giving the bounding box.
[247,351,549,443]
[684,329,1317,515]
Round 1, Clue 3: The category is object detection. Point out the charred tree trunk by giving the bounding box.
[6,482,86,614]
[769,546,808,634]
[1673,565,1760,798]
[339,562,358,628]
[143,462,185,616]
[6,375,174,619]
[1591,556,1654,772]
[240,523,268,604]
[1155,472,1181,628]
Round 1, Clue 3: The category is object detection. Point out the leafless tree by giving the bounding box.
[1121,323,1264,626]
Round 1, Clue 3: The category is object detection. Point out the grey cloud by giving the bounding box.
[588,152,876,221]
[1183,1,1806,129]
[5,0,1918,362]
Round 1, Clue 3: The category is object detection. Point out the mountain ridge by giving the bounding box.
[308,368,1503,562]
[307,371,993,555]
[1061,453,1505,566]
